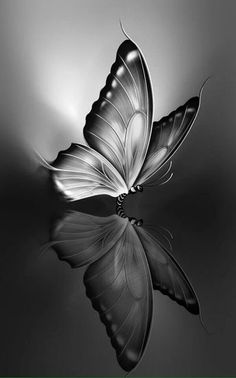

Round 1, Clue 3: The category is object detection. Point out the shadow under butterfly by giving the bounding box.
[47,210,200,372]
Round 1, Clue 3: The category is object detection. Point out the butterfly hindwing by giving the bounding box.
[135,226,199,314]
[51,143,128,200]
[50,211,128,267]
[83,39,153,189]
[134,96,200,185]
[83,221,153,372]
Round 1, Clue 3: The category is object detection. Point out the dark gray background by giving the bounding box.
[0,0,236,375]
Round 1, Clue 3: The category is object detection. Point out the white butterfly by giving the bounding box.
[40,33,202,202]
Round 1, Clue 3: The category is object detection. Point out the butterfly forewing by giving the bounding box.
[52,143,128,200]
[84,221,153,372]
[83,39,153,189]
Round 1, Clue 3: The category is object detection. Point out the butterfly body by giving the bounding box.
[116,188,143,226]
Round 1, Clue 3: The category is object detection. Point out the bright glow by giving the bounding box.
[35,52,83,124]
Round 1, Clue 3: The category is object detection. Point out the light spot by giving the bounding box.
[111,79,117,88]
[187,107,194,113]
[117,66,125,77]
[106,91,112,99]
[126,50,138,63]
[111,324,117,332]
[100,303,106,311]
[152,147,167,163]
[116,335,125,346]
[54,178,64,191]
[105,313,112,321]
[126,349,138,362]
[100,101,106,108]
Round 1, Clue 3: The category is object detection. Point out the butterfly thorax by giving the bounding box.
[116,185,143,226]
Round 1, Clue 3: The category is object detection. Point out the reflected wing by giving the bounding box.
[84,222,153,372]
[50,211,128,267]
[83,39,153,189]
[135,226,199,314]
[134,97,200,185]
[50,143,128,201]
[50,209,199,370]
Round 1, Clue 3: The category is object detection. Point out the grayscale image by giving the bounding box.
[0,0,235,376]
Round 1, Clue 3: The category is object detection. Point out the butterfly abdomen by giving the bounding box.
[116,192,143,226]
[116,193,128,218]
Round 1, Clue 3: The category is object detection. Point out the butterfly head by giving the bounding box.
[129,217,143,227]
[129,185,143,194]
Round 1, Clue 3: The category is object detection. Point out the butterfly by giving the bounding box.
[39,30,202,202]
[48,210,200,372]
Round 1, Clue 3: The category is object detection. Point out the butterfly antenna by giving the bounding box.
[144,161,173,188]
[119,20,132,40]
[145,224,173,251]
[199,75,213,98]
[199,308,214,336]
[159,160,173,180]
[124,370,131,377]
[33,147,57,171]
[38,241,56,257]
[195,286,215,336]
[159,172,174,186]
[160,230,173,251]
[160,226,174,240]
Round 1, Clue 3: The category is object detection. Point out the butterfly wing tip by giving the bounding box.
[119,20,131,41]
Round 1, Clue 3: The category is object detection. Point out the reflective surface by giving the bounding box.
[0,165,235,375]
[49,209,199,371]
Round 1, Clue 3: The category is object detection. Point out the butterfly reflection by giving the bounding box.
[48,210,199,372]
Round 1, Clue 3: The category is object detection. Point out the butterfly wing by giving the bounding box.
[50,211,153,371]
[50,211,128,267]
[83,39,153,189]
[134,96,200,185]
[135,226,199,314]
[84,221,153,372]
[50,143,128,201]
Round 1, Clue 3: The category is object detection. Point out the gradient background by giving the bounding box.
[0,0,236,376]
